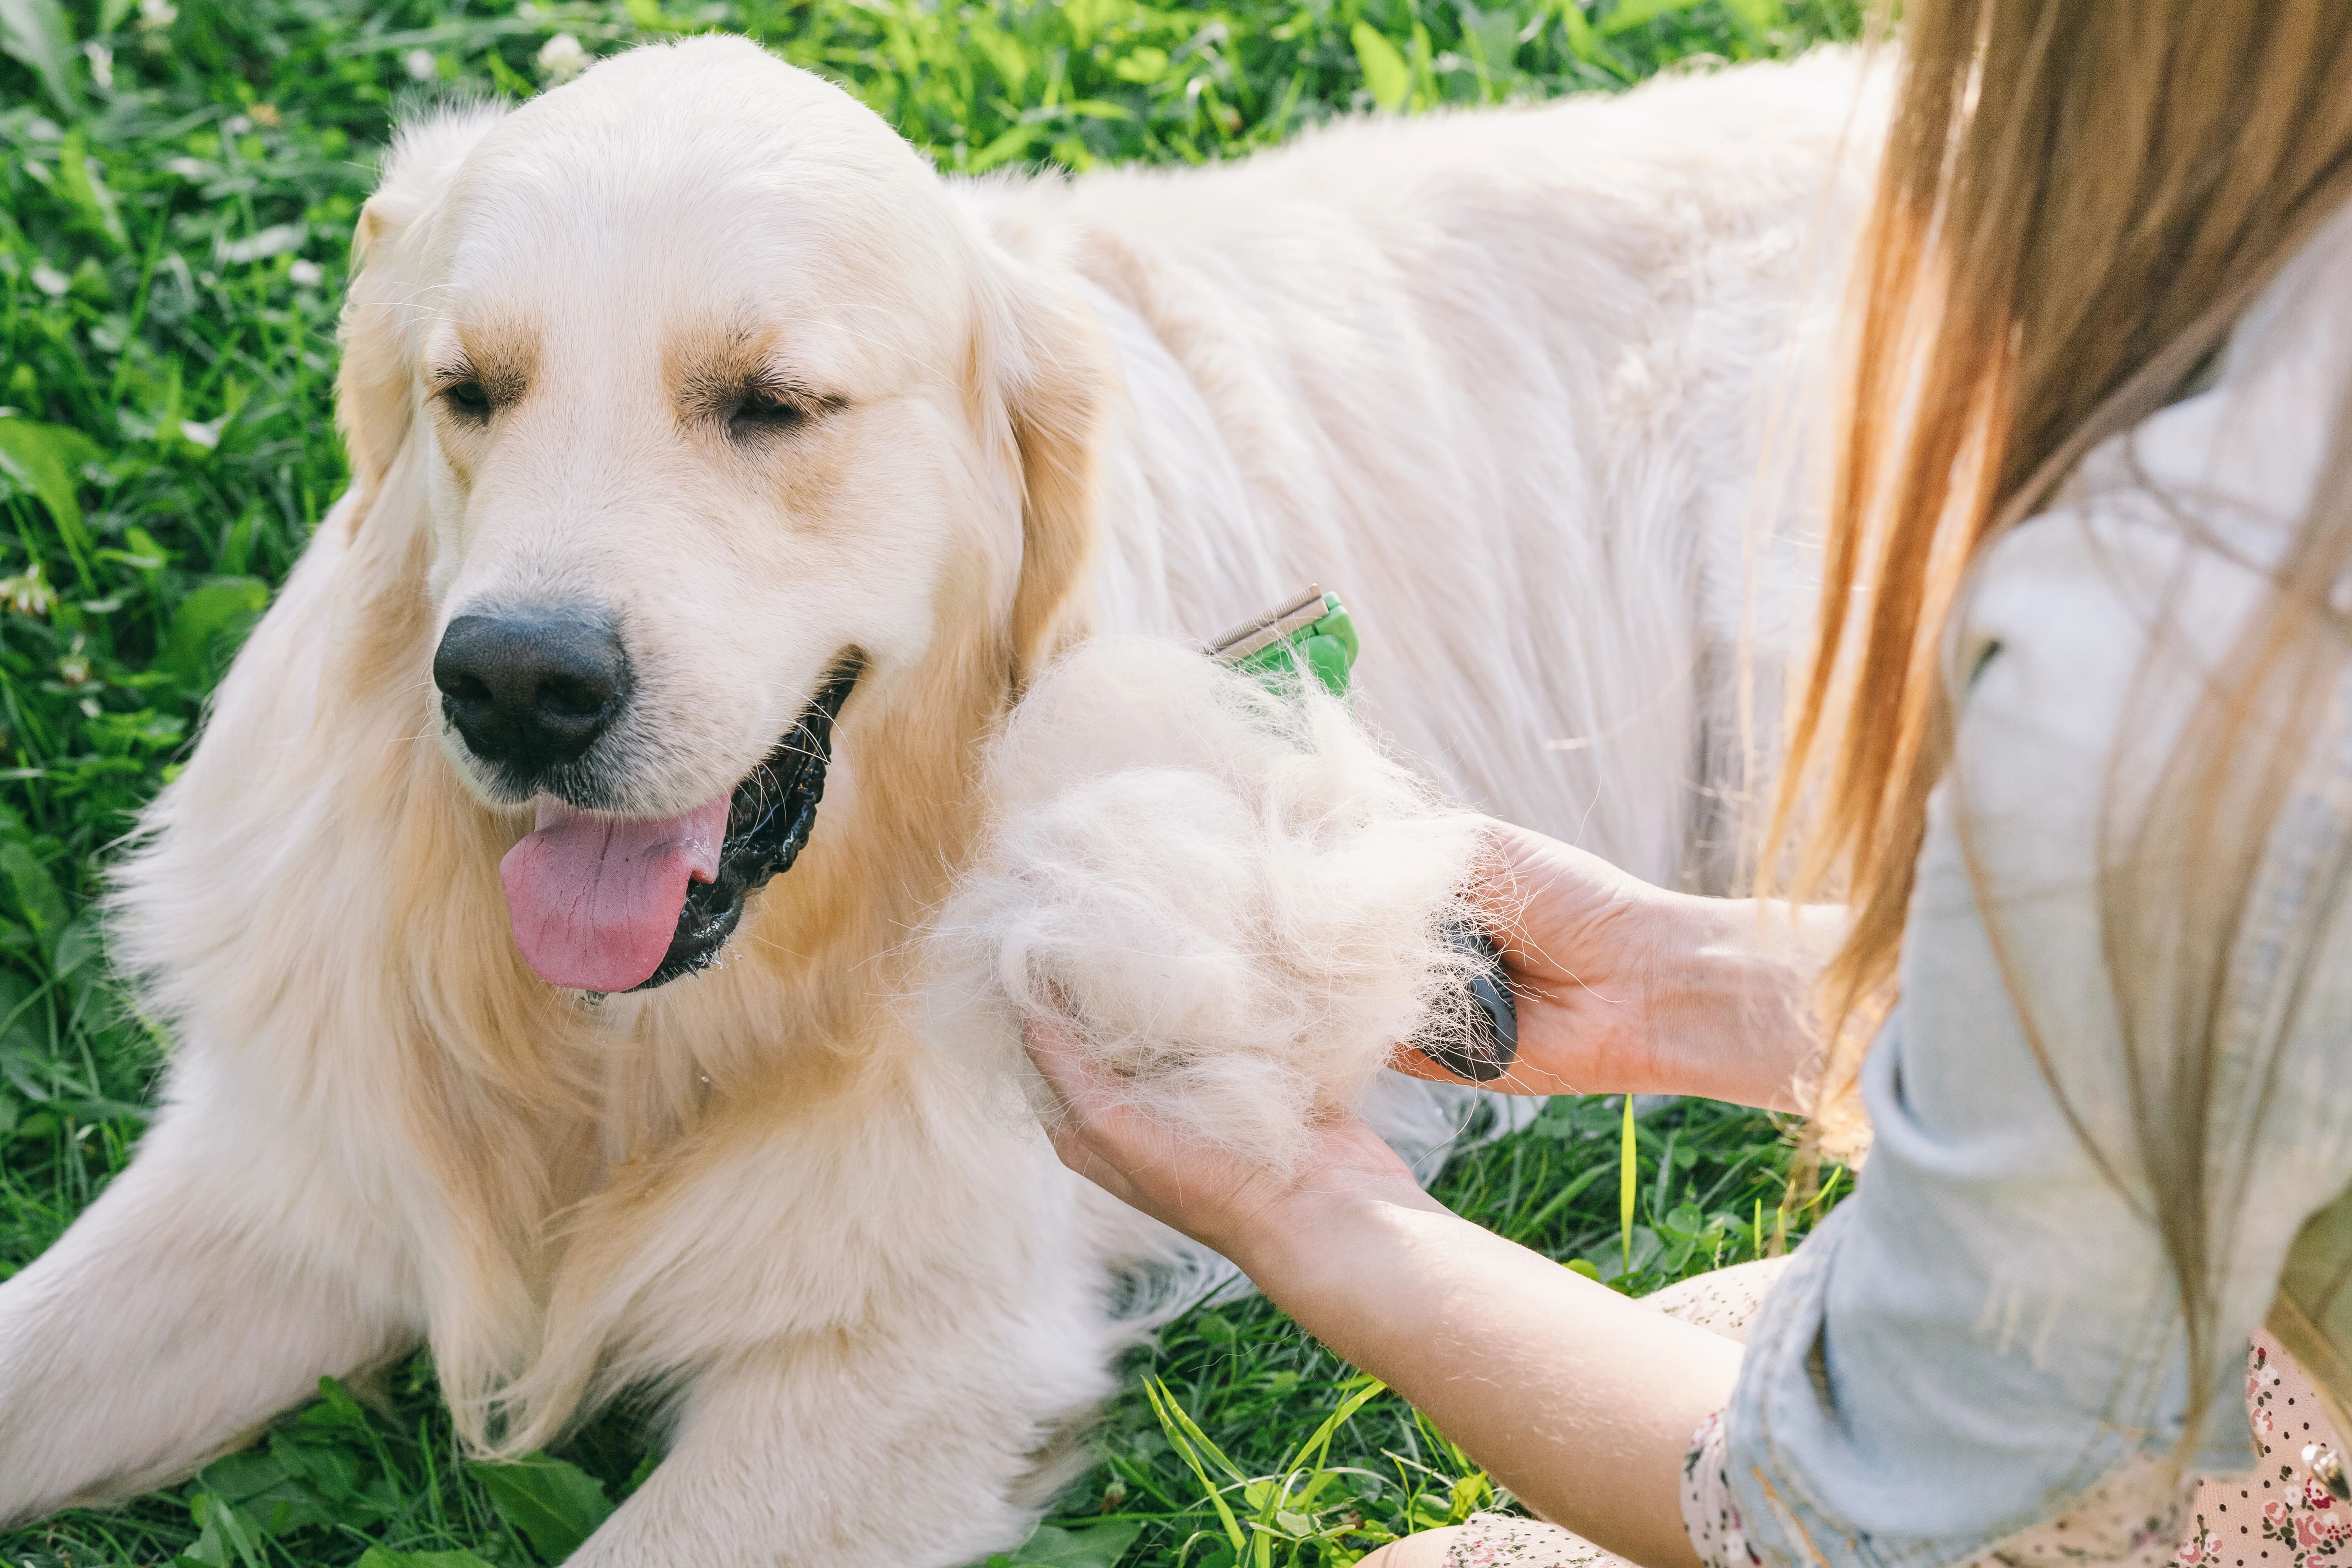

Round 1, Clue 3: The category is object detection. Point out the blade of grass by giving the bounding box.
[1144,1378,1249,1555]
[1620,1093,1636,1277]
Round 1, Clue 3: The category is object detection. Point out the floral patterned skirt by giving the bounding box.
[1439,1261,2352,1568]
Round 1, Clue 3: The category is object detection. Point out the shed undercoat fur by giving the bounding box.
[0,37,1880,1565]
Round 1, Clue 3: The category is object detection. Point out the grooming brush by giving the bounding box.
[1204,587,1520,1084]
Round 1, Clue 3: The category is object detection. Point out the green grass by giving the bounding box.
[0,0,1858,1562]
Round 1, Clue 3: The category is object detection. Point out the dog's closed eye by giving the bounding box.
[728,383,812,439]
[684,367,842,444]
[430,361,513,424]
[442,379,493,418]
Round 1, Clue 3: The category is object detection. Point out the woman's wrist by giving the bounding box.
[1625,892,1839,1112]
[1211,1159,1450,1283]
[1461,819,1838,1113]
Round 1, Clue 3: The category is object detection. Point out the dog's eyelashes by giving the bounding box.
[726,387,810,440]
[441,379,494,420]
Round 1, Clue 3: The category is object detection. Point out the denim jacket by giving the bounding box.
[1726,202,2352,1568]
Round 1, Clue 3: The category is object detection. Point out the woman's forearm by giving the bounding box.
[1633,893,1846,1111]
[1232,1188,1742,1568]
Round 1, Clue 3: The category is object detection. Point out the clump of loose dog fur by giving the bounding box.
[927,637,1488,1173]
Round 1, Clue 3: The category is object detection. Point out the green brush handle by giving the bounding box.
[1227,593,1359,697]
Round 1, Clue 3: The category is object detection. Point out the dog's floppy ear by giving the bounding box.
[337,106,507,491]
[982,254,1117,692]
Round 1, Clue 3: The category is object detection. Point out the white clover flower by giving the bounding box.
[138,0,177,28]
[83,42,114,91]
[0,564,56,619]
[404,48,438,81]
[179,417,224,450]
[29,264,69,297]
[289,258,322,288]
[536,33,587,82]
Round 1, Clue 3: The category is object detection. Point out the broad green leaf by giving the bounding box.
[58,129,126,250]
[122,523,173,573]
[970,27,1029,92]
[968,121,1038,173]
[300,1375,373,1429]
[356,1550,502,1568]
[0,840,66,944]
[1349,22,1409,112]
[1110,45,1166,83]
[1720,0,1787,36]
[1001,1519,1145,1568]
[1599,0,1709,34]
[470,1453,615,1564]
[1555,2,1629,77]
[0,415,101,582]
[483,47,533,97]
[272,1428,366,1503]
[50,909,102,979]
[180,1494,268,1568]
[0,0,80,115]
[623,0,692,31]
[159,577,270,692]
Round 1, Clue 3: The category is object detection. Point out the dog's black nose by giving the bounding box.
[433,612,628,779]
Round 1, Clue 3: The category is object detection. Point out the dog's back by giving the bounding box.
[965,51,1882,887]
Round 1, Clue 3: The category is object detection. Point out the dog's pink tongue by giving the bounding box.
[500,797,730,992]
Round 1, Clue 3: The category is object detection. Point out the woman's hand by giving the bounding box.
[1396,818,1841,1113]
[1022,1005,1736,1568]
[1024,1009,1443,1266]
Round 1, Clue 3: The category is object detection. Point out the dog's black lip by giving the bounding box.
[625,655,862,992]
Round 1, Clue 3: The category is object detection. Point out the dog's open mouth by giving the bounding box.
[498,658,861,993]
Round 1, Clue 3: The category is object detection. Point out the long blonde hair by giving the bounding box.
[1772,0,2352,1425]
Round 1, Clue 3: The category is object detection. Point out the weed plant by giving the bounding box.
[0,0,1858,1561]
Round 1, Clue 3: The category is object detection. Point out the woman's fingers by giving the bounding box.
[1022,1011,1176,1194]
[1021,1007,1102,1112]
[1044,1120,1146,1207]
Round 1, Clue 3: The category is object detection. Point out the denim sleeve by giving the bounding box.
[1724,502,2352,1568]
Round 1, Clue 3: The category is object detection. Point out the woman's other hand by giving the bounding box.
[1021,1002,1733,1568]
[1395,818,1840,1113]
[1022,1009,1442,1265]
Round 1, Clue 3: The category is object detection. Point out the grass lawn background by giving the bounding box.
[0,0,1859,1562]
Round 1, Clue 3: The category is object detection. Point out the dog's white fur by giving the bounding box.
[929,639,1493,1174]
[0,38,1876,1565]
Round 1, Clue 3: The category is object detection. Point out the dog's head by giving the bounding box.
[336,37,1111,994]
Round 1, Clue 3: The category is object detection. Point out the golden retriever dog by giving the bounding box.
[0,36,1875,1565]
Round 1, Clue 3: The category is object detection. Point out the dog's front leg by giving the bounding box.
[0,1098,418,1521]
[567,1308,1116,1568]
